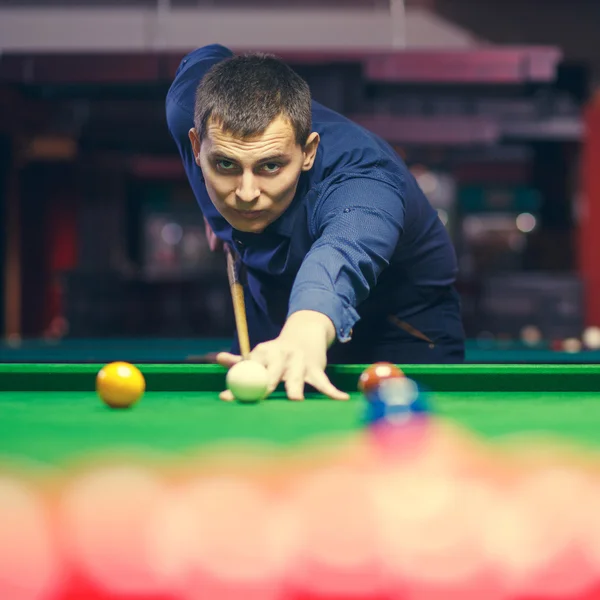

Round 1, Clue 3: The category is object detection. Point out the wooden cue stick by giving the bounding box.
[225,247,251,359]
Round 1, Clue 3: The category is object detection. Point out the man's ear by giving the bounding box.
[301,132,320,171]
[188,128,202,167]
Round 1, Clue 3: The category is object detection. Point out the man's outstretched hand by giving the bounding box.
[216,310,349,402]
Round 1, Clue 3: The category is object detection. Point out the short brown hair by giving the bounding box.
[194,53,312,146]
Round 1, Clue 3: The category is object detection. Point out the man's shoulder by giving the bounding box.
[167,45,234,112]
[166,45,234,141]
[310,101,408,183]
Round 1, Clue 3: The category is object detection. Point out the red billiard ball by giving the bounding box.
[358,362,404,395]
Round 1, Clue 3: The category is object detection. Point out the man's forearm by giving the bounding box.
[280,310,336,349]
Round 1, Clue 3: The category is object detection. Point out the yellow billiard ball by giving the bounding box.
[96,362,145,408]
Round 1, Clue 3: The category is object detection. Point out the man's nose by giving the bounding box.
[236,171,260,203]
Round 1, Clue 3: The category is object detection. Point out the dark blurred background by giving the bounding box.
[1,0,599,359]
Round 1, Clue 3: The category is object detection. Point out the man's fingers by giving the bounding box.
[219,389,235,402]
[251,345,286,394]
[284,355,306,401]
[216,352,242,368]
[265,355,286,394]
[306,370,350,401]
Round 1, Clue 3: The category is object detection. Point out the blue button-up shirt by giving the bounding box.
[166,45,458,345]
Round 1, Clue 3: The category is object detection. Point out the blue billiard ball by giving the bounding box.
[363,377,430,426]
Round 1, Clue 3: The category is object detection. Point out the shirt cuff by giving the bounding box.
[288,287,359,343]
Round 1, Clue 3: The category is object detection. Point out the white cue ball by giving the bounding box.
[226,360,269,403]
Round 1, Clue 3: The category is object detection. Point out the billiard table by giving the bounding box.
[3,363,600,600]
[2,363,600,464]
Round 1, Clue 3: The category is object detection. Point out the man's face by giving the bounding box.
[189,115,319,233]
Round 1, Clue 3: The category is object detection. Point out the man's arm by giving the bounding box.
[217,176,405,401]
[288,175,405,342]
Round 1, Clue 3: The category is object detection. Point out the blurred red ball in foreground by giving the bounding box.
[358,362,404,395]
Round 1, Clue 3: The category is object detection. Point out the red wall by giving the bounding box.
[580,95,600,326]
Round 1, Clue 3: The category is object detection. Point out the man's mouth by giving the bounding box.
[233,209,265,221]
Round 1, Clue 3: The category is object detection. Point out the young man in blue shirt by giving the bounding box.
[166,44,464,401]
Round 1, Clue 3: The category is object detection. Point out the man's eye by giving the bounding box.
[261,163,281,173]
[216,160,236,171]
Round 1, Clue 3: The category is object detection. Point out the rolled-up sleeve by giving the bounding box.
[288,174,405,342]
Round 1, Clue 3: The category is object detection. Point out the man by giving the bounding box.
[166,44,464,402]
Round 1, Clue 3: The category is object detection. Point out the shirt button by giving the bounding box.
[234,239,244,246]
